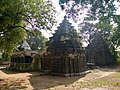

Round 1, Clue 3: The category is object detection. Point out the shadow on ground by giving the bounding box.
[0,66,86,90]
[0,68,21,74]
[29,73,86,90]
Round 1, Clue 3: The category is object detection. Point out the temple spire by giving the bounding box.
[53,15,74,37]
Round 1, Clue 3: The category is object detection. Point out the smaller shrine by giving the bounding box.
[85,32,115,66]
[41,16,87,76]
[10,41,40,71]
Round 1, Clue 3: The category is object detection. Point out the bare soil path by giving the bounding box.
[0,65,120,90]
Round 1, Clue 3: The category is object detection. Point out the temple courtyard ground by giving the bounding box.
[0,65,120,90]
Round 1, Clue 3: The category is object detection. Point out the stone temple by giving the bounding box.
[41,16,87,76]
[85,32,115,66]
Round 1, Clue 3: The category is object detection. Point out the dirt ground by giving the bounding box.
[0,65,120,90]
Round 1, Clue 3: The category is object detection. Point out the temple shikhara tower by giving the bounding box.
[41,16,87,76]
[48,16,82,54]
[86,32,115,66]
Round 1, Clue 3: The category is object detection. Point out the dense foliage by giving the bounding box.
[0,0,56,54]
[26,30,48,50]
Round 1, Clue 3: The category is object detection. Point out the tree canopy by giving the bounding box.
[26,30,48,50]
[0,0,56,54]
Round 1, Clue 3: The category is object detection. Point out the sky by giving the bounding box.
[41,0,65,38]
[42,0,88,38]
[42,0,120,39]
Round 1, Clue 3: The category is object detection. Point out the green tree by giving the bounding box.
[0,0,56,54]
[1,52,9,61]
[26,30,48,50]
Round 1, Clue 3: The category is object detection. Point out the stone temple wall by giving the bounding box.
[41,51,87,77]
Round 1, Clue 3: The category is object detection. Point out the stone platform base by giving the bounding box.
[51,71,90,77]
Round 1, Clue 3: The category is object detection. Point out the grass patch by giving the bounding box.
[76,72,120,89]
